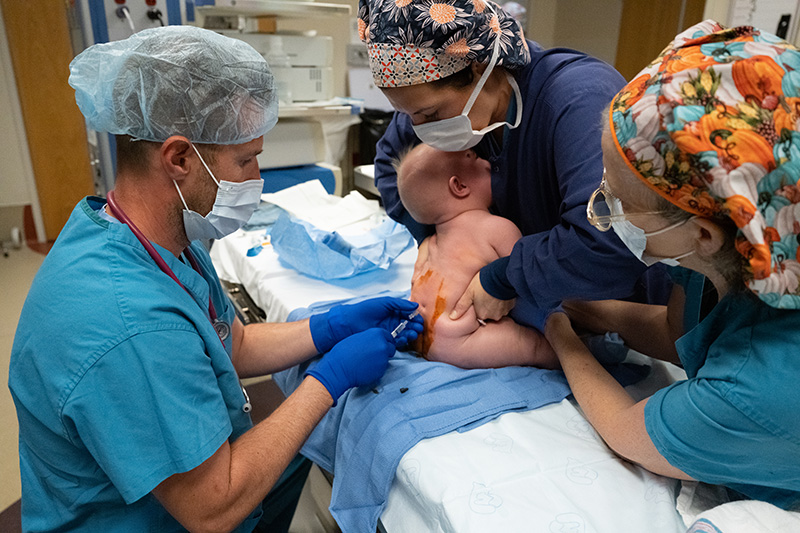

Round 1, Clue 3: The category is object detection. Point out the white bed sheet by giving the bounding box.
[382,399,684,533]
[381,354,690,533]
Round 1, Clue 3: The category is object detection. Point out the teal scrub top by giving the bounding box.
[645,269,800,509]
[8,197,259,531]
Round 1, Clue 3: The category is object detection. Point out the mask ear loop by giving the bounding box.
[461,7,502,117]
[191,143,221,187]
[174,143,220,211]
[173,180,191,211]
[644,215,695,237]
[503,72,523,129]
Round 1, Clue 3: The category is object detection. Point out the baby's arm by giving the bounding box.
[485,215,523,257]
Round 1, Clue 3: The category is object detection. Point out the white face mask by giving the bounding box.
[174,144,263,241]
[608,196,694,267]
[412,28,523,152]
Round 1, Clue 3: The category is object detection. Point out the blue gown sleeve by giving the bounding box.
[64,329,232,504]
[373,112,434,243]
[505,61,654,307]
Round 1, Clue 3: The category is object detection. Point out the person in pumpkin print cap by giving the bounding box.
[360,0,674,329]
[543,20,800,509]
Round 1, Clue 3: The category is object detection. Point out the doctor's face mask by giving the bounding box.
[607,195,694,267]
[411,26,522,152]
[173,144,263,241]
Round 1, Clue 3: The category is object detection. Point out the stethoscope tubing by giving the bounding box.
[105,191,251,413]
[106,190,218,321]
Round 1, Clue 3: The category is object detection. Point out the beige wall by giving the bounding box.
[521,0,800,71]
[554,0,624,65]
[527,0,624,65]
[527,0,558,48]
[0,247,44,513]
[703,0,730,23]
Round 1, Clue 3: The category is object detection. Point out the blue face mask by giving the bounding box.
[173,144,263,241]
[608,196,694,267]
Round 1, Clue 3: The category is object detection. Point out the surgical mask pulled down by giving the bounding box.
[174,144,263,241]
[412,19,523,152]
[608,195,694,267]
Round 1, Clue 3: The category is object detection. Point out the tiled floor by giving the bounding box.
[0,245,44,512]
[0,243,335,531]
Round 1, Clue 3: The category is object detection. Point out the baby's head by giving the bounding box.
[395,144,492,225]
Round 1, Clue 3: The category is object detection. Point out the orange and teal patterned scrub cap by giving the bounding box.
[357,0,530,88]
[610,20,800,309]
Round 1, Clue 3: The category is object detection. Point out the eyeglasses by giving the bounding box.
[586,170,664,231]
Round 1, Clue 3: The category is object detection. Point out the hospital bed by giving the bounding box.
[210,180,800,533]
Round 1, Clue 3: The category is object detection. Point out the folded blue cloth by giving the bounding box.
[274,306,571,533]
[270,214,414,280]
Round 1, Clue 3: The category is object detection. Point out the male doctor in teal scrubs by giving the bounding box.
[8,26,421,532]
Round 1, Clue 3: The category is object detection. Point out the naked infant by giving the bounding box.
[395,144,557,369]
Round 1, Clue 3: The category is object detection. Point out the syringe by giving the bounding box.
[391,308,421,338]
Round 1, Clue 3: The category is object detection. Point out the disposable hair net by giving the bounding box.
[69,26,278,144]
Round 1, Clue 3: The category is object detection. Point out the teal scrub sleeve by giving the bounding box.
[645,379,795,493]
[64,329,233,504]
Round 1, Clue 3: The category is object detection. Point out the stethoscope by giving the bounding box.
[106,190,251,413]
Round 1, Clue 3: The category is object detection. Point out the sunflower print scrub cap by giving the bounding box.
[610,19,800,309]
[358,0,530,88]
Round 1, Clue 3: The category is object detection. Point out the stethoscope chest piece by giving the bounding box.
[213,320,231,342]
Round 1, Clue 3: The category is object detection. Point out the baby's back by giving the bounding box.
[410,210,556,369]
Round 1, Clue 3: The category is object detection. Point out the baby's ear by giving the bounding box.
[449,175,470,198]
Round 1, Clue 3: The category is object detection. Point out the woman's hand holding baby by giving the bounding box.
[449,273,516,323]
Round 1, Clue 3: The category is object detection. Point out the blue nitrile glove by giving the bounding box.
[308,297,423,353]
[305,328,396,404]
[510,300,565,333]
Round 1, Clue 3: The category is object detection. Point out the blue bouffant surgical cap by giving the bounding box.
[69,26,278,144]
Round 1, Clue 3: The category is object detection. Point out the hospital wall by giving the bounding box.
[527,0,707,81]
[528,0,624,66]
[526,0,800,80]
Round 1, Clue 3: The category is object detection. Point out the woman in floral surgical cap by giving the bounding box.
[544,20,800,509]
[360,0,673,327]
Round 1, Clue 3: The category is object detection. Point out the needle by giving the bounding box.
[391,308,421,338]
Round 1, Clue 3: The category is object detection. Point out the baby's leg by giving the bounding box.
[427,315,558,370]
